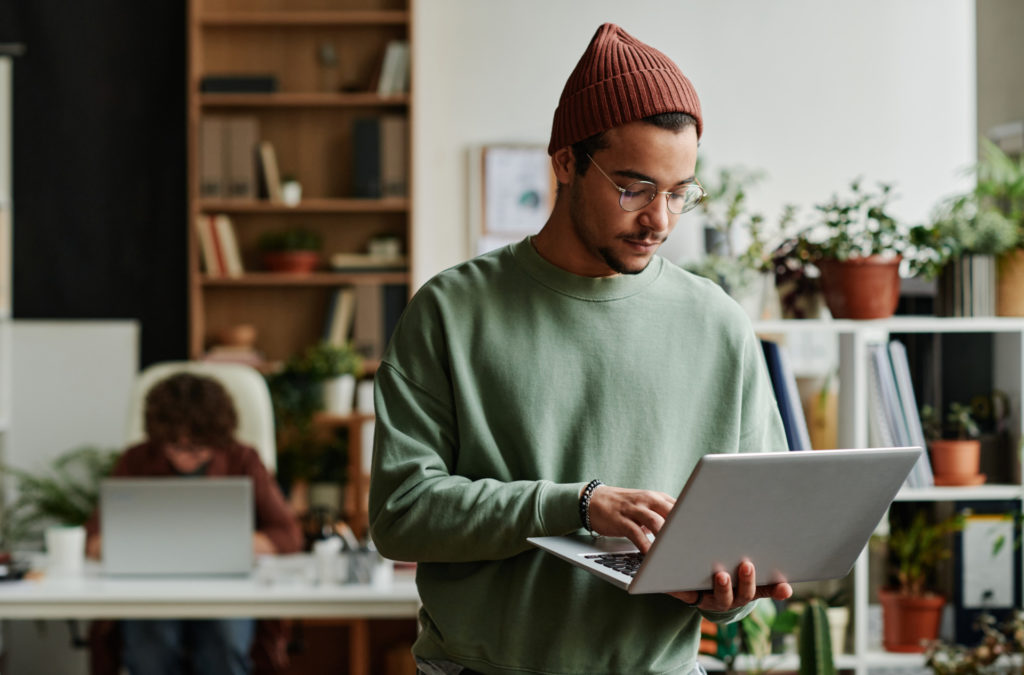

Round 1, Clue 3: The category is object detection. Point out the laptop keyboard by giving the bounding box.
[584,552,644,577]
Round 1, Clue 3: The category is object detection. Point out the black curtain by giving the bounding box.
[3,0,187,367]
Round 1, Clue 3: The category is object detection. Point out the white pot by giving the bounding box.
[323,374,356,415]
[45,525,86,577]
[827,606,850,657]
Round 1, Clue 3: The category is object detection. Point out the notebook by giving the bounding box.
[100,477,254,577]
[528,447,921,594]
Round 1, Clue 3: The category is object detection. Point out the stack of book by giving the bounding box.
[867,340,934,488]
[761,339,812,451]
[323,284,408,359]
[195,213,244,278]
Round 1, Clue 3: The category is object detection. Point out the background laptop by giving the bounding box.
[101,477,254,577]
[529,447,921,594]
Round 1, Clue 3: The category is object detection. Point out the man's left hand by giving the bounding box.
[669,560,792,611]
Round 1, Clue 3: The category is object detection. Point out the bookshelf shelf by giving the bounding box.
[759,316,1024,674]
[201,271,409,287]
[198,198,409,214]
[200,10,410,27]
[200,92,410,108]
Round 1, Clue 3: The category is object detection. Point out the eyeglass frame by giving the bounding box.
[585,153,706,215]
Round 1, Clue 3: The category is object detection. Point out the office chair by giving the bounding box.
[125,361,276,473]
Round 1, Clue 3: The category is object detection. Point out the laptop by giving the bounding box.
[528,447,921,594]
[100,477,254,577]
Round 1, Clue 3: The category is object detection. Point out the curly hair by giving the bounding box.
[144,373,238,448]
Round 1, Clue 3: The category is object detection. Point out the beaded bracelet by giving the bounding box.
[579,479,604,534]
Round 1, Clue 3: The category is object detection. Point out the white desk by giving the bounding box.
[0,555,420,674]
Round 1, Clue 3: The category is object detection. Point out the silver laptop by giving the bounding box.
[101,477,254,577]
[529,447,920,594]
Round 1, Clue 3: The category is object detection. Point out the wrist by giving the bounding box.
[578,479,604,534]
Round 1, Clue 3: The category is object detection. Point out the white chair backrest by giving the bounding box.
[125,361,276,473]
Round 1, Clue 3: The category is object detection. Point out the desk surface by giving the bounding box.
[0,555,420,620]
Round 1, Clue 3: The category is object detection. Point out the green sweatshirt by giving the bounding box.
[369,238,787,675]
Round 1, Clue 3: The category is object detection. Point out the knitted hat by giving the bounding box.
[548,23,702,155]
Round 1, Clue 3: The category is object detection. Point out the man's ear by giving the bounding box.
[551,146,574,185]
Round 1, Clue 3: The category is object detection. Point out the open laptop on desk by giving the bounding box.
[529,446,921,594]
[100,477,254,577]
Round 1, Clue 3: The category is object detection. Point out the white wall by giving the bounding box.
[412,0,976,285]
[8,321,138,475]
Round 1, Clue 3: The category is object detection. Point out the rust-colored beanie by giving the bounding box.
[548,23,702,155]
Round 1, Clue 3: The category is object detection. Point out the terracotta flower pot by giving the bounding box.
[928,439,982,485]
[879,588,945,653]
[816,256,902,320]
[262,250,320,274]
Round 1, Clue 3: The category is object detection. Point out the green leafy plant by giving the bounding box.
[908,195,1018,279]
[799,179,904,262]
[889,510,965,596]
[974,137,1024,247]
[921,402,981,442]
[258,227,322,252]
[687,164,777,296]
[1,446,121,549]
[266,342,363,486]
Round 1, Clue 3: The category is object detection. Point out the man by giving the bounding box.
[369,23,791,675]
[85,373,303,675]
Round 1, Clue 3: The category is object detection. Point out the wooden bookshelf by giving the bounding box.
[187,0,414,364]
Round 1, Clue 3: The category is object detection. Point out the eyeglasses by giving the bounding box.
[586,153,706,215]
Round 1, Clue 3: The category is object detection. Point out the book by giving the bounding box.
[888,340,934,487]
[213,214,244,277]
[200,74,278,93]
[329,253,408,271]
[352,283,409,360]
[380,115,408,198]
[376,40,410,96]
[224,116,259,200]
[353,284,384,359]
[760,339,811,451]
[324,287,357,348]
[199,116,226,199]
[352,118,382,198]
[195,214,222,276]
[868,342,928,488]
[351,115,408,199]
[257,140,283,203]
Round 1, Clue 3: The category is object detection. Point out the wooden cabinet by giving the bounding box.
[187,0,413,365]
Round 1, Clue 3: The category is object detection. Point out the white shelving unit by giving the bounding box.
[753,317,1024,674]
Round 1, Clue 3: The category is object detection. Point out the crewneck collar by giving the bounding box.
[511,236,663,301]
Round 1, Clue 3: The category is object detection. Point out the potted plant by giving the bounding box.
[786,179,906,319]
[920,401,983,486]
[879,509,965,653]
[267,342,363,513]
[258,227,322,274]
[686,164,780,320]
[972,138,1024,316]
[908,194,1018,316]
[2,446,121,576]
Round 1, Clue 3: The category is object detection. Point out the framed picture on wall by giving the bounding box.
[470,145,555,256]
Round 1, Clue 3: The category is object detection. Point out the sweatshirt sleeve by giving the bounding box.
[244,447,304,554]
[368,361,583,564]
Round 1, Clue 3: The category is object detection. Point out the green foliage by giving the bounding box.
[1,446,121,549]
[798,598,836,675]
[908,195,1019,279]
[711,599,801,675]
[688,164,777,297]
[258,227,322,252]
[920,401,981,441]
[889,510,965,596]
[801,179,904,262]
[975,137,1024,244]
[266,341,362,484]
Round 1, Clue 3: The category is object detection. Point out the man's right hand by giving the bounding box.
[585,485,675,553]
